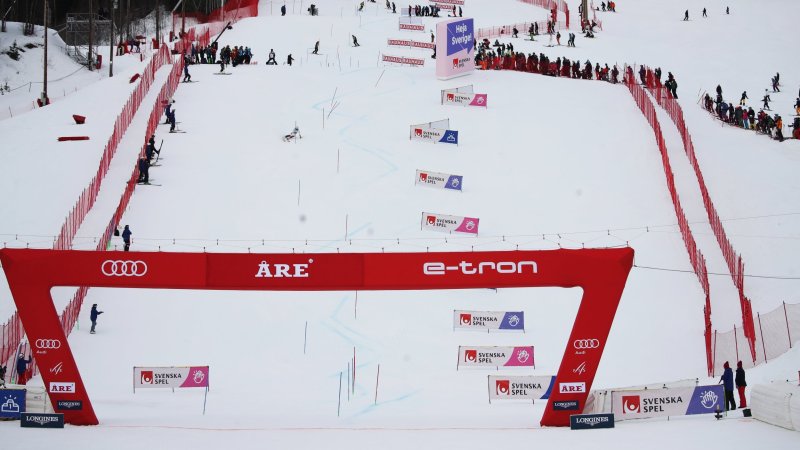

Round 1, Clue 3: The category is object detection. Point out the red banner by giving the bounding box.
[0,248,633,427]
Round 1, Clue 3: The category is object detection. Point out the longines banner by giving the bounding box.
[458,346,535,368]
[611,385,725,420]
[388,39,435,50]
[416,170,463,191]
[133,366,209,390]
[488,375,555,401]
[421,212,478,234]
[454,310,525,331]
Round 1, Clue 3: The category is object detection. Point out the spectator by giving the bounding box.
[735,361,747,408]
[719,361,736,411]
[0,363,6,387]
[90,303,104,334]
[122,225,132,251]
[16,353,31,385]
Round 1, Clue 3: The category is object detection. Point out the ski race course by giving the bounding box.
[0,0,799,448]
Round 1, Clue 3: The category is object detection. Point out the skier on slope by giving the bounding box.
[183,60,191,82]
[145,135,159,161]
[137,157,150,184]
[164,99,175,124]
[287,54,295,66]
[683,10,689,21]
[283,125,302,142]
[740,91,747,105]
[762,91,771,110]
[312,40,320,55]
[352,35,360,47]
[266,49,277,65]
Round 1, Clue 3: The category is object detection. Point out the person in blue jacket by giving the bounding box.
[719,361,736,411]
[16,353,31,385]
[122,225,132,251]
[90,304,104,334]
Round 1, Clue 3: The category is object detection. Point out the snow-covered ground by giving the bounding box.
[0,0,798,448]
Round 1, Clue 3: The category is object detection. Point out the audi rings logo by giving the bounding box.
[35,339,62,349]
[101,260,148,277]
[573,339,600,350]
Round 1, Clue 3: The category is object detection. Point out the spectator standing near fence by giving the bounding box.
[122,225,132,251]
[90,303,104,334]
[16,353,31,385]
[735,361,747,408]
[0,364,7,387]
[719,361,736,411]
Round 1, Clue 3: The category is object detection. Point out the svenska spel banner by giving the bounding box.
[458,346,534,368]
[612,385,725,420]
[416,170,463,191]
[454,310,524,331]
[442,90,487,107]
[421,212,478,234]
[134,366,209,389]
[488,375,555,401]
[410,126,459,144]
[436,18,474,80]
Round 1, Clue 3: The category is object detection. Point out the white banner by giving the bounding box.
[454,310,524,331]
[457,346,534,368]
[422,212,478,234]
[133,366,209,389]
[382,54,425,66]
[388,39,435,50]
[416,170,463,191]
[488,375,554,401]
[611,385,726,420]
[442,89,488,108]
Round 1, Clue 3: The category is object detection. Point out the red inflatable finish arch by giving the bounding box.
[0,248,633,427]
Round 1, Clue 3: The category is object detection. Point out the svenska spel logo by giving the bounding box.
[622,395,640,414]
[496,380,510,395]
[415,128,423,137]
[460,313,471,325]
[464,349,477,362]
[426,215,436,225]
[419,172,428,182]
[140,370,154,384]
[447,93,455,101]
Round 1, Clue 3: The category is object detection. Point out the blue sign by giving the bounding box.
[0,389,25,420]
[570,413,615,430]
[445,175,463,190]
[686,385,725,415]
[552,400,580,411]
[499,312,525,330]
[439,130,459,145]
[446,19,474,56]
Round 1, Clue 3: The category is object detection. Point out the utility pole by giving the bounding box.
[155,0,160,48]
[42,0,47,104]
[126,0,130,39]
[109,0,115,76]
[88,0,94,70]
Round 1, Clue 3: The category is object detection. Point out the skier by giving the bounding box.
[719,361,736,411]
[266,49,277,65]
[183,63,191,82]
[312,40,319,55]
[458,6,462,17]
[556,31,561,45]
[735,361,747,408]
[169,108,177,132]
[145,135,159,161]
[122,225,132,251]
[219,58,226,73]
[762,91,771,110]
[740,91,747,105]
[775,114,784,142]
[287,54,294,66]
[392,2,396,14]
[281,4,286,15]
[164,99,175,124]
[683,10,689,21]
[352,35,360,47]
[283,125,302,142]
[137,157,150,184]
[431,31,435,43]
[726,6,729,14]
[702,8,707,17]
[90,303,104,334]
[772,76,780,92]
[15,353,31,385]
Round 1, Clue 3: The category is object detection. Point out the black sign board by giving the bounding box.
[552,400,580,411]
[570,413,615,430]
[20,413,65,429]
[56,400,83,411]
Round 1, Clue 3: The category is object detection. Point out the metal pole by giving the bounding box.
[88,0,93,70]
[758,313,768,363]
[374,364,380,404]
[337,371,342,416]
[783,302,792,348]
[303,321,307,354]
[109,0,114,76]
[42,0,47,103]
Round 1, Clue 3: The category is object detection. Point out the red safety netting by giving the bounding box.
[172,0,258,37]
[475,20,566,40]
[638,65,757,362]
[518,0,570,28]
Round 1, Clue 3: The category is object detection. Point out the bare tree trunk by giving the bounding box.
[88,0,94,70]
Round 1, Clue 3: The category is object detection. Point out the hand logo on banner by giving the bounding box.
[516,349,531,363]
[465,349,477,362]
[700,390,719,409]
[622,395,641,414]
[460,313,471,325]
[496,380,510,396]
[464,220,476,231]
[192,369,205,384]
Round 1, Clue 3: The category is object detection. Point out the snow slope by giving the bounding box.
[0,0,798,448]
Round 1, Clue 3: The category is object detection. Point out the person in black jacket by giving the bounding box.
[0,364,7,387]
[735,361,747,408]
[90,304,104,334]
[16,353,31,385]
[138,157,150,184]
[122,225,132,251]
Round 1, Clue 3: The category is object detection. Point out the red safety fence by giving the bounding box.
[52,45,173,252]
[621,67,714,375]
[518,0,570,29]
[638,65,757,362]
